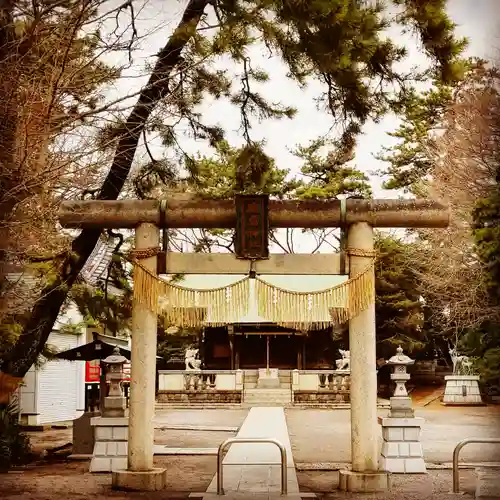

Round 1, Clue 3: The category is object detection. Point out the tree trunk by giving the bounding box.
[0,0,210,402]
[0,0,21,298]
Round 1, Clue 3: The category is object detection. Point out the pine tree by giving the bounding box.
[468,144,500,397]
[378,59,493,192]
[379,56,500,394]
[0,1,121,372]
[1,0,468,398]
[374,234,425,358]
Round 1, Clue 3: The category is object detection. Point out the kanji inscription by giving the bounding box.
[234,194,269,259]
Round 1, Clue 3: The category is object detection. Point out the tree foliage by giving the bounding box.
[0,0,468,397]
[382,59,500,393]
[374,234,425,358]
[0,0,128,382]
[378,59,493,192]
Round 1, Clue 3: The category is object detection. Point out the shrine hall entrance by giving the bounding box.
[238,333,301,369]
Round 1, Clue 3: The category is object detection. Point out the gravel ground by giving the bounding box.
[153,409,248,428]
[285,403,500,464]
[0,465,480,499]
[2,405,499,499]
[299,468,479,498]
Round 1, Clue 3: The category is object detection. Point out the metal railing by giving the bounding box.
[452,438,500,493]
[217,437,288,495]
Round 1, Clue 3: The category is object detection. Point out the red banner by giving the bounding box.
[85,360,100,383]
[85,360,131,383]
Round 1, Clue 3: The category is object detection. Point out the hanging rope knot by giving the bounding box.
[129,246,162,261]
[347,248,377,258]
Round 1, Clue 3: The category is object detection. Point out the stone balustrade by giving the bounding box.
[292,369,351,404]
[157,370,243,404]
[158,370,243,391]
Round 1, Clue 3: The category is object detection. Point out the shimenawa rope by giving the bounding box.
[127,247,377,328]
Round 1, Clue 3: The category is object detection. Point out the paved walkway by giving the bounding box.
[197,407,301,499]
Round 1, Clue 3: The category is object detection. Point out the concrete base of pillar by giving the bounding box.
[475,466,500,498]
[338,470,390,492]
[442,376,484,405]
[112,468,167,491]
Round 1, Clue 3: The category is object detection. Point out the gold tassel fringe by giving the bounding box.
[133,263,160,314]
[133,261,250,328]
[255,262,375,329]
[157,277,250,328]
[132,256,375,329]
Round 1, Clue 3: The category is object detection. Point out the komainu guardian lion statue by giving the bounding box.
[185,348,202,371]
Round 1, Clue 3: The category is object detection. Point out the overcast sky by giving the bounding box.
[106,1,498,187]
[99,1,499,254]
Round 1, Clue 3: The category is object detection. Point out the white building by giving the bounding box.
[13,236,120,425]
[19,303,87,425]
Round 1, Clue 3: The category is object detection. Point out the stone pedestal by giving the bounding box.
[443,375,483,405]
[112,469,167,491]
[378,417,426,473]
[235,369,244,390]
[339,470,391,492]
[258,368,280,388]
[475,466,500,498]
[104,394,127,417]
[89,416,129,472]
[71,411,98,458]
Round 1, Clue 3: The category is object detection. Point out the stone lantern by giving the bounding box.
[387,346,415,418]
[102,347,127,418]
[378,346,426,474]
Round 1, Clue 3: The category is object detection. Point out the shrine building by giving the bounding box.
[161,272,349,371]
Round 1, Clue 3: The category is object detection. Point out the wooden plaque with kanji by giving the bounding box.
[234,194,269,260]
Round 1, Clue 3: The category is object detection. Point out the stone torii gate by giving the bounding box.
[59,198,449,492]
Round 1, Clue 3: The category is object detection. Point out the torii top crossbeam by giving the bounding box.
[59,198,449,229]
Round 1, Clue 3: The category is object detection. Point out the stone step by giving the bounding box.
[243,389,292,405]
[244,389,292,395]
[243,396,292,403]
[155,403,243,409]
[243,392,291,397]
[244,383,291,390]
[244,396,291,400]
[190,493,315,500]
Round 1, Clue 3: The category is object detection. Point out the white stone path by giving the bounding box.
[191,407,304,499]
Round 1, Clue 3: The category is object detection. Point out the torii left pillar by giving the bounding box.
[113,223,167,490]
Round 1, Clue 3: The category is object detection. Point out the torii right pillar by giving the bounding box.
[339,222,390,492]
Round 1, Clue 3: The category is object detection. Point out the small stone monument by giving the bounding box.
[257,367,280,388]
[378,347,426,474]
[90,347,129,473]
[443,345,483,406]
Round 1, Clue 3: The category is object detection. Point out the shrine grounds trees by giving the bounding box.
[0,0,470,400]
[382,61,500,396]
[374,234,426,359]
[0,0,136,397]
